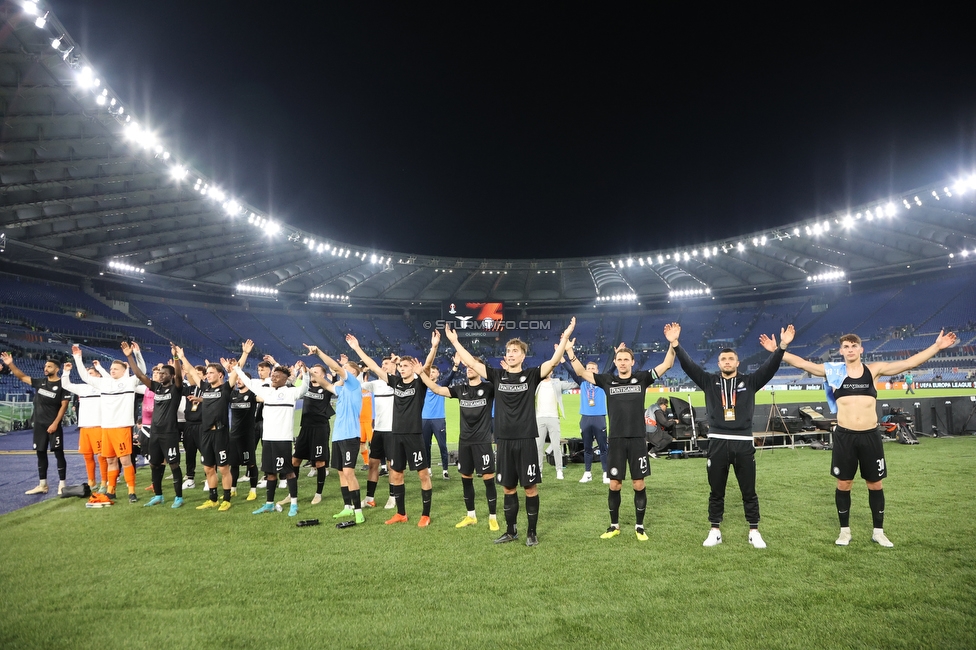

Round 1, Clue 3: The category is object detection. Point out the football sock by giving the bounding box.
[484,479,497,515]
[525,495,539,536]
[608,488,621,526]
[868,489,885,529]
[504,493,519,535]
[462,477,475,512]
[151,464,164,495]
[395,483,406,516]
[123,465,136,493]
[836,489,852,528]
[84,454,96,486]
[634,488,647,527]
[36,449,47,479]
[170,464,184,498]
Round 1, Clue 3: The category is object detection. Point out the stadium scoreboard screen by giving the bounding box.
[442,301,505,334]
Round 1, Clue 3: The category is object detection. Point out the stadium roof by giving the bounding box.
[2,3,976,308]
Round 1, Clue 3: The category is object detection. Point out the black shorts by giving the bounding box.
[458,442,495,476]
[496,438,541,488]
[229,431,257,466]
[262,441,295,478]
[607,437,650,481]
[331,439,361,471]
[831,426,887,482]
[199,425,230,467]
[294,423,330,462]
[369,430,390,461]
[137,425,150,450]
[390,433,426,472]
[147,432,181,466]
[33,426,64,453]
[182,421,201,448]
[254,419,264,442]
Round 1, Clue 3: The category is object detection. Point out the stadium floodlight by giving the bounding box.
[95,95,106,106]
[626,258,633,267]
[932,190,940,201]
[683,251,690,261]
[236,283,278,296]
[35,11,47,28]
[108,260,145,275]
[51,36,61,49]
[657,255,664,264]
[807,270,846,283]
[842,214,854,229]
[169,165,188,180]
[23,2,38,15]
[885,202,896,217]
[76,66,95,88]
[736,242,745,252]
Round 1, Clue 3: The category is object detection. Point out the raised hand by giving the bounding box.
[935,330,957,350]
[303,343,319,356]
[346,334,360,349]
[263,354,277,365]
[452,351,461,366]
[781,324,796,346]
[92,360,101,367]
[664,322,681,343]
[0,352,13,365]
[242,339,254,354]
[63,361,73,372]
[443,323,459,343]
[71,344,81,356]
[339,353,349,365]
[131,341,141,353]
[431,330,441,347]
[758,333,777,353]
[219,357,232,371]
[560,317,576,340]
[120,341,133,356]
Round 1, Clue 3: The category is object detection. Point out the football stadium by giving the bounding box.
[2,2,975,649]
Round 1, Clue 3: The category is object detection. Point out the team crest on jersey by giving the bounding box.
[117,382,125,389]
[477,389,484,396]
[631,378,637,384]
[738,382,745,389]
[520,376,526,382]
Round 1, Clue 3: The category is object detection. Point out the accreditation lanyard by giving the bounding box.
[586,382,595,407]
[721,377,736,421]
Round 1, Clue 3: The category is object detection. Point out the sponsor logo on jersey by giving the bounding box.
[497,383,529,393]
[304,391,326,400]
[202,391,222,399]
[608,385,643,396]
[230,402,253,409]
[459,398,488,408]
[37,388,58,399]
[154,392,173,402]
[394,387,416,398]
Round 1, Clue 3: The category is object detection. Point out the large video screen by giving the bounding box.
[442,301,504,331]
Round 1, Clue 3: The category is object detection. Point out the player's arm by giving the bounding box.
[49,397,70,434]
[871,330,957,378]
[121,341,152,389]
[759,331,825,377]
[176,346,202,386]
[540,316,576,378]
[422,330,440,374]
[131,342,147,374]
[672,338,710,389]
[564,338,596,384]
[345,334,386,382]
[0,352,33,386]
[170,344,183,389]
[443,323,486,379]
[69,346,102,388]
[417,366,452,397]
[304,343,347,379]
[748,325,792,389]
[60,362,84,395]
[654,323,681,377]
[221,357,240,387]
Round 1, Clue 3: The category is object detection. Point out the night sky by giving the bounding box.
[55,3,976,260]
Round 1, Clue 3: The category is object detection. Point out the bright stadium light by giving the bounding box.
[885,202,896,217]
[35,11,47,28]
[169,165,188,181]
[236,284,278,296]
[23,2,38,15]
[51,36,62,49]
[736,242,745,252]
[76,66,94,89]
